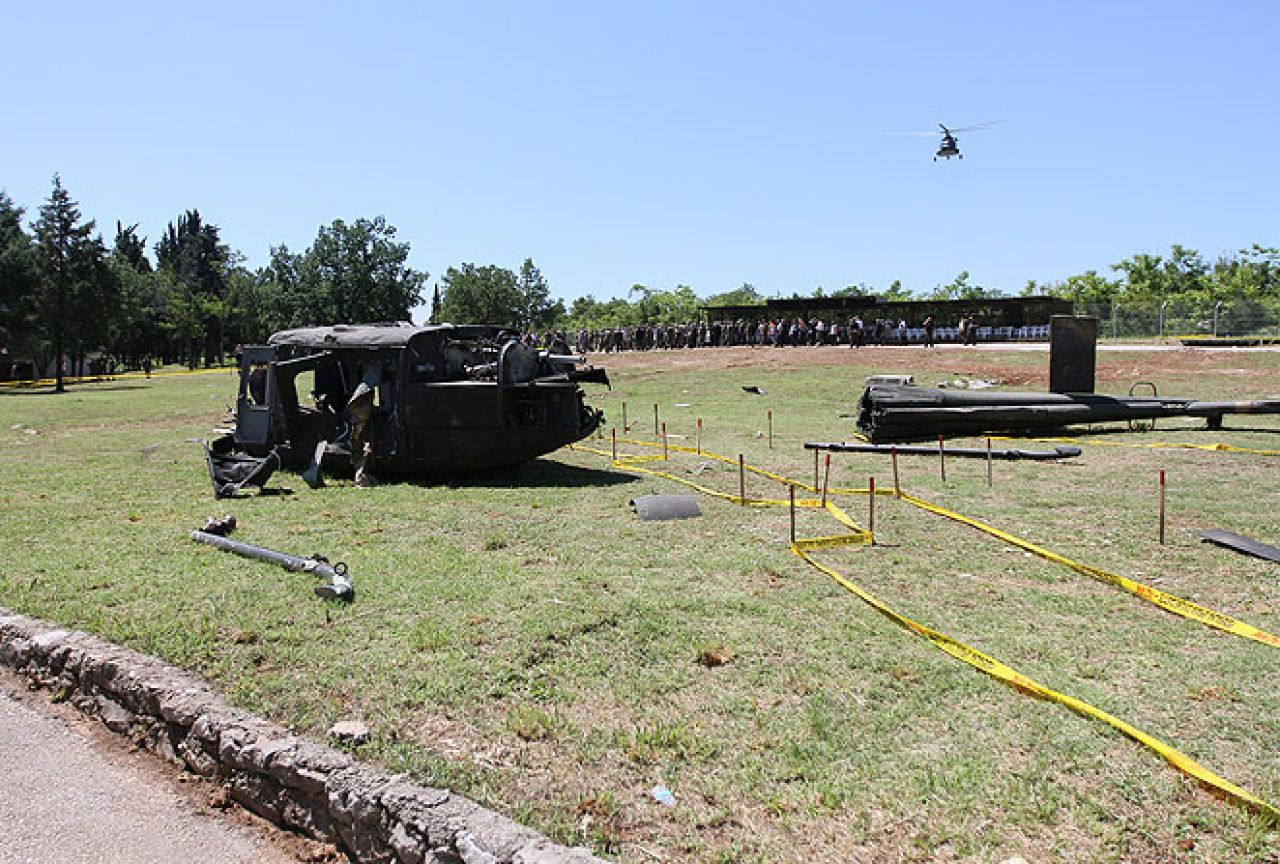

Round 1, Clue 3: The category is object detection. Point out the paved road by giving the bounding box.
[0,672,316,864]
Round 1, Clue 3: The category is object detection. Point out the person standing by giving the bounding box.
[922,315,935,348]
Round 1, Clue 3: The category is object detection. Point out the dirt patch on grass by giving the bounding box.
[589,344,1280,395]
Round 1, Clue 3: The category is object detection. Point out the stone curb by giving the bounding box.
[0,609,606,864]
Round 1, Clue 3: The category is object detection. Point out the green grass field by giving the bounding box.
[1,346,1278,863]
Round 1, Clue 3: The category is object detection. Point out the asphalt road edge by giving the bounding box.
[0,608,605,864]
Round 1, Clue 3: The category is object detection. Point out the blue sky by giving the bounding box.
[3,1,1276,313]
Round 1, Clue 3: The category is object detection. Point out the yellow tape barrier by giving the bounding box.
[898,491,1280,650]
[573,436,1280,822]
[0,365,233,389]
[792,541,1280,822]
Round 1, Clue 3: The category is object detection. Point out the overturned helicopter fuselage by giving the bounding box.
[209,323,606,490]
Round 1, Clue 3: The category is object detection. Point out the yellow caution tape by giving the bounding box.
[0,365,233,389]
[573,438,1280,821]
[792,542,1280,822]
[898,491,1280,650]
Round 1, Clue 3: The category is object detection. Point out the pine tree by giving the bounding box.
[32,176,102,393]
[0,192,37,362]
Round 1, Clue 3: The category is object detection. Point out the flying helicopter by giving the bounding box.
[894,121,1001,161]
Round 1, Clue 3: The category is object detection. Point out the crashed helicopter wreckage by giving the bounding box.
[206,323,608,496]
[855,385,1280,443]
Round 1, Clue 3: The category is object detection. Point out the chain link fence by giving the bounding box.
[1074,301,1280,340]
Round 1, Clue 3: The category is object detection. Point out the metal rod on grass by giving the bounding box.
[739,454,746,505]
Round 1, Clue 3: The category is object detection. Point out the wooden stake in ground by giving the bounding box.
[939,435,947,482]
[739,454,746,505]
[1159,469,1166,544]
[869,476,876,539]
[653,403,659,436]
[986,437,993,487]
[821,453,831,507]
[813,447,820,492]
[789,484,796,544]
[661,422,668,460]
[892,446,900,496]
[768,409,773,450]
[697,418,702,454]
[611,427,617,462]
[622,401,628,432]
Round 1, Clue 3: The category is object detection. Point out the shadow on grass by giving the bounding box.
[247,457,636,495]
[430,458,636,491]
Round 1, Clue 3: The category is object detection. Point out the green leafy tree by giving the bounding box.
[31,176,109,392]
[881,280,913,301]
[561,293,639,329]
[299,217,426,325]
[1030,270,1121,303]
[0,191,38,359]
[705,282,764,308]
[927,270,1004,300]
[439,263,523,325]
[831,282,874,299]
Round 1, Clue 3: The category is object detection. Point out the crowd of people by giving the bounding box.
[554,316,987,354]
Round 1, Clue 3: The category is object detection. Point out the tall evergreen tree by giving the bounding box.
[515,258,559,330]
[0,192,37,362]
[32,176,105,392]
[155,209,228,367]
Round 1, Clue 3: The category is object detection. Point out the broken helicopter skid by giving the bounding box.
[855,385,1280,443]
[206,323,608,495]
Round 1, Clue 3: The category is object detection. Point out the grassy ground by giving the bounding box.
[1,346,1278,863]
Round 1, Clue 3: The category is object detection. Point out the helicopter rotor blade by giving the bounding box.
[947,120,1003,133]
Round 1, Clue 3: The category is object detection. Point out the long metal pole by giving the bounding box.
[190,531,353,600]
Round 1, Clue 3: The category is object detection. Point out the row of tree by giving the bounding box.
[3,175,1277,391]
